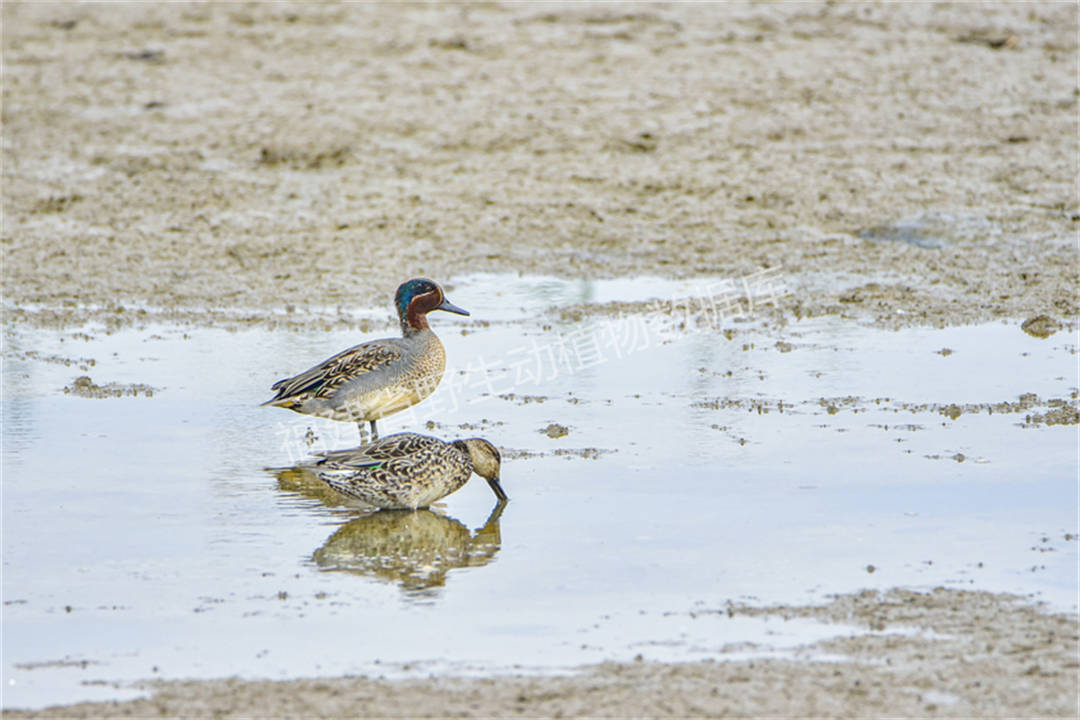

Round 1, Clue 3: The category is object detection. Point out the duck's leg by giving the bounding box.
[356,420,370,445]
[369,419,379,441]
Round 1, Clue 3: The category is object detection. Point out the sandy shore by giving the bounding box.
[3,2,1077,331]
[8,588,1077,718]
[3,1,1078,716]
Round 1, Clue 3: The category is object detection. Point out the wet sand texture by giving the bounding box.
[7,589,1077,718]
[3,2,1078,717]
[2,2,1077,329]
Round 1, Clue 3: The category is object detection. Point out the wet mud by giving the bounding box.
[694,391,1080,426]
[2,2,1077,332]
[2,1,1078,716]
[8,588,1076,718]
[62,375,156,398]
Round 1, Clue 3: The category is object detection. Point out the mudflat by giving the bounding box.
[3,2,1077,717]
[3,2,1076,330]
[6,589,1076,718]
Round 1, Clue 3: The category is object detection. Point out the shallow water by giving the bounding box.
[3,275,1077,708]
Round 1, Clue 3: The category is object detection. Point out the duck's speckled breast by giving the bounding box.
[399,329,446,404]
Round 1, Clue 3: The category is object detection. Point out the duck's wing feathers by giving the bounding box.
[317,440,469,509]
[312,432,445,468]
[264,339,402,405]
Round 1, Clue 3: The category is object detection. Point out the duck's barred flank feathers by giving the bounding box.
[265,342,402,406]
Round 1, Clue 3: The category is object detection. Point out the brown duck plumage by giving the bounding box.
[312,432,506,510]
[263,278,468,441]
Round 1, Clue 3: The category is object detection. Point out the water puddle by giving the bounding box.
[858,211,998,249]
[3,275,1077,708]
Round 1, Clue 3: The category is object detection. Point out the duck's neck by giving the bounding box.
[401,314,429,336]
[400,292,438,336]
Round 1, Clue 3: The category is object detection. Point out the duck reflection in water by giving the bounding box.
[312,502,505,595]
[271,431,508,596]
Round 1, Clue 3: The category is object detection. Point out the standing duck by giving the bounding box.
[263,278,468,442]
[312,432,506,510]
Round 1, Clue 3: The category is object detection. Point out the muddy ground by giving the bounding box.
[3,2,1077,332]
[8,588,1077,718]
[3,1,1078,717]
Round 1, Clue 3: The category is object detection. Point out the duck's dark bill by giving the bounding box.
[487,476,508,501]
[437,299,470,316]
